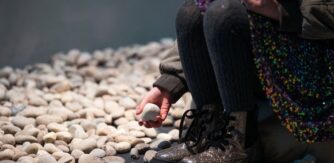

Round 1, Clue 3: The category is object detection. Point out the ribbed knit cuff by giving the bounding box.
[153,74,188,104]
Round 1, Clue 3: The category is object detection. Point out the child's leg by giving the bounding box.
[175,0,222,108]
[203,0,256,113]
[203,0,258,148]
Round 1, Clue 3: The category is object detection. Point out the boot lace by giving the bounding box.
[178,104,236,153]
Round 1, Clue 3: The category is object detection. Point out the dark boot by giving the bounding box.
[229,106,259,148]
[151,105,215,163]
[179,109,249,163]
[177,105,259,163]
[152,104,247,163]
[180,141,247,163]
[150,143,192,163]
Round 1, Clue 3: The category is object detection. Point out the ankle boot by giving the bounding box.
[229,105,259,148]
[152,105,256,163]
[178,105,259,163]
[150,143,193,163]
[151,104,226,163]
[180,141,247,163]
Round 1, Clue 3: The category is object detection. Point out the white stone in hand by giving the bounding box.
[140,103,160,121]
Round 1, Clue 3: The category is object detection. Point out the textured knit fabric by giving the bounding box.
[203,0,256,112]
[175,0,222,108]
[249,13,334,143]
[175,0,258,111]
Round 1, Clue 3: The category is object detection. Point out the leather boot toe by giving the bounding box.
[178,157,195,163]
[151,143,193,163]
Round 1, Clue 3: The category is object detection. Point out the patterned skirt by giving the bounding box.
[249,13,334,143]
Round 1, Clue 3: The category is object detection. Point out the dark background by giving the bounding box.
[0,0,182,67]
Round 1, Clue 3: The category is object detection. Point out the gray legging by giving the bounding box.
[175,0,260,148]
[175,0,261,112]
[175,0,334,162]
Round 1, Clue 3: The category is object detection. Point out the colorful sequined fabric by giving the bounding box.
[249,13,334,143]
[195,0,214,12]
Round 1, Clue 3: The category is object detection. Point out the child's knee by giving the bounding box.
[203,0,249,36]
[175,0,202,30]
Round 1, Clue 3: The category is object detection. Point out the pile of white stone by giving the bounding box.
[0,39,192,163]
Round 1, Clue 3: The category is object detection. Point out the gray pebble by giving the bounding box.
[71,149,84,160]
[150,139,171,150]
[10,104,26,116]
[24,143,39,154]
[103,144,116,156]
[15,135,38,144]
[89,149,106,158]
[102,156,125,163]
[143,150,157,163]
[36,153,57,163]
[130,148,139,160]
[36,115,63,125]
[0,134,15,145]
[11,116,36,129]
[69,138,97,153]
[114,142,131,154]
[1,124,21,135]
[0,106,11,117]
[78,154,103,163]
[135,143,150,154]
[58,154,75,163]
[0,149,14,161]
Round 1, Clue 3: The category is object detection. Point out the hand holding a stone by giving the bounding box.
[136,87,172,128]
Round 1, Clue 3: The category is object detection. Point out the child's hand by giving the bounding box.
[243,0,280,20]
[136,87,172,128]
